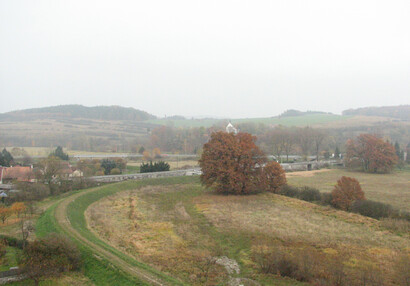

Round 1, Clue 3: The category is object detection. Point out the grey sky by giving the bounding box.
[1,0,409,118]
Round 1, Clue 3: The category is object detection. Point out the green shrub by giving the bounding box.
[140,161,170,173]
[320,192,333,206]
[0,235,25,249]
[349,200,393,219]
[110,168,121,175]
[22,233,82,285]
[0,241,5,258]
[298,187,321,202]
[278,185,300,198]
[277,257,299,278]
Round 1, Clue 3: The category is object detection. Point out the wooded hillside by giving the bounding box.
[342,105,410,120]
[0,105,156,122]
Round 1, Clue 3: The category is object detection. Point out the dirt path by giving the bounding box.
[54,188,174,286]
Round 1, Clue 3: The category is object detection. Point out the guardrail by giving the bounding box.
[89,160,342,183]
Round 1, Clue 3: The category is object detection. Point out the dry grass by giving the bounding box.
[286,169,331,178]
[86,185,228,285]
[194,193,408,248]
[86,180,410,285]
[194,192,409,284]
[287,169,410,211]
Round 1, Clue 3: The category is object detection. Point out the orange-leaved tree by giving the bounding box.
[0,205,12,224]
[345,134,398,173]
[11,202,26,218]
[331,176,365,210]
[261,161,287,193]
[199,131,267,195]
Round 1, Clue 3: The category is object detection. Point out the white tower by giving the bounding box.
[226,122,238,134]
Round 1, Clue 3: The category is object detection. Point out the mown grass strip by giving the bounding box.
[66,176,198,286]
[36,195,148,285]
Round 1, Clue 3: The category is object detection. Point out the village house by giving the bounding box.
[0,165,35,184]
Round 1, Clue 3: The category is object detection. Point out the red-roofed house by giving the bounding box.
[0,166,35,183]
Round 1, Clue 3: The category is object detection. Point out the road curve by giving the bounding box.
[53,187,175,286]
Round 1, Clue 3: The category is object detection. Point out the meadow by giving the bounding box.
[1,168,409,285]
[86,170,410,285]
[287,168,410,212]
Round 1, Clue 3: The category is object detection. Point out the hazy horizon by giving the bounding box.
[1,0,409,118]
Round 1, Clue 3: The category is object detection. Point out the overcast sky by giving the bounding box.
[1,0,409,118]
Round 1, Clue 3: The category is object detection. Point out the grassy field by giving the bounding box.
[35,193,150,286]
[86,174,409,285]
[0,187,149,285]
[287,169,410,212]
[0,246,21,271]
[2,169,409,285]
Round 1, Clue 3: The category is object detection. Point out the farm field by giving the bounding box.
[86,173,409,285]
[287,168,410,212]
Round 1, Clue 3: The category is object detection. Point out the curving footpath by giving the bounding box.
[51,180,188,286]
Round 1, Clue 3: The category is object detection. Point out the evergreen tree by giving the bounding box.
[394,141,403,160]
[334,146,340,159]
[50,146,69,161]
[101,159,117,175]
[0,148,14,166]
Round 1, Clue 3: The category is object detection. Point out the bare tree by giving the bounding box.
[266,128,286,162]
[312,129,326,161]
[20,219,35,249]
[298,127,313,160]
[281,129,295,162]
[35,156,63,194]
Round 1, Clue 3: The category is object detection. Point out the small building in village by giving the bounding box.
[226,122,238,134]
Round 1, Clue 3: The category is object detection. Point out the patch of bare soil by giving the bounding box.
[286,169,330,178]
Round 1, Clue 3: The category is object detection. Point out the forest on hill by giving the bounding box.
[342,105,410,121]
[0,105,156,122]
[1,105,409,155]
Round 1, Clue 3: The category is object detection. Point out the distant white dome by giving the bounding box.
[226,122,238,134]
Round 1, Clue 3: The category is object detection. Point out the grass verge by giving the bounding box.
[65,176,198,285]
[35,191,149,285]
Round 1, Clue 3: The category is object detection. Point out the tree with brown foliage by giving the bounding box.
[261,161,287,193]
[345,134,398,173]
[331,176,365,210]
[199,131,267,195]
[22,233,81,286]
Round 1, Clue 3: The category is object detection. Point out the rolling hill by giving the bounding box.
[1,105,408,152]
[342,105,410,121]
[0,105,156,122]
